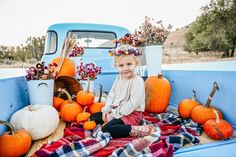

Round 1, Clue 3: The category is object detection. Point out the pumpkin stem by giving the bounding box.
[98,84,103,103]
[212,112,226,139]
[58,88,73,103]
[213,109,220,123]
[0,120,15,135]
[58,91,63,98]
[191,90,197,101]
[157,73,162,79]
[83,106,88,113]
[86,77,90,93]
[205,82,219,108]
[28,105,38,111]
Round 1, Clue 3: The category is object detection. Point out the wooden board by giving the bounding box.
[26,120,66,157]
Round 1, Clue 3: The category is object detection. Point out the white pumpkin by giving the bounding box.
[10,104,59,140]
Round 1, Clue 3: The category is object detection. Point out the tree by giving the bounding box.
[185,0,236,57]
[23,36,45,60]
[0,36,45,62]
[0,45,16,60]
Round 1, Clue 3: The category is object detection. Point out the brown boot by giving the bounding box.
[129,125,153,137]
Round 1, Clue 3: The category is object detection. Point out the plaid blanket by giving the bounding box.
[34,112,202,157]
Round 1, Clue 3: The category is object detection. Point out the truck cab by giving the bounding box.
[42,23,130,92]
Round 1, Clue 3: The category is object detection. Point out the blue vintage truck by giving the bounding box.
[0,23,235,156]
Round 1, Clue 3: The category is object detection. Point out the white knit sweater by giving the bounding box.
[101,75,145,119]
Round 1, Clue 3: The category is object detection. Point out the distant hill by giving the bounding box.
[164,25,189,50]
[162,25,236,64]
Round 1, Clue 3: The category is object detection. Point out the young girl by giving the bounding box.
[90,44,153,138]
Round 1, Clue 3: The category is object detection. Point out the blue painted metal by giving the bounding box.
[174,138,236,157]
[0,76,29,134]
[94,72,119,93]
[162,61,236,130]
[162,61,236,157]
[162,60,236,71]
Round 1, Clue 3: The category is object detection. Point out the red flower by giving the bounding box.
[76,62,101,80]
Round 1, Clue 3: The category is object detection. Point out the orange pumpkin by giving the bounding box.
[59,93,77,111]
[90,84,105,114]
[145,73,171,113]
[53,92,65,110]
[77,79,94,106]
[76,107,91,123]
[178,90,201,119]
[51,57,75,77]
[191,82,223,124]
[83,119,97,130]
[59,88,83,122]
[204,109,233,140]
[0,120,32,157]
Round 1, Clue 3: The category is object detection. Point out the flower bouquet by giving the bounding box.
[26,62,58,81]
[115,33,145,47]
[26,62,58,105]
[68,42,85,57]
[76,62,102,92]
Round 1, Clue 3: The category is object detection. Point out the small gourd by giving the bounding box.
[0,120,32,157]
[83,119,97,130]
[77,78,95,106]
[204,109,233,140]
[178,90,201,119]
[76,107,91,123]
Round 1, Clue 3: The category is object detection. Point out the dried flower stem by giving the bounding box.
[57,32,77,74]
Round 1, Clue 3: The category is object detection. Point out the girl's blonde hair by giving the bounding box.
[114,54,140,67]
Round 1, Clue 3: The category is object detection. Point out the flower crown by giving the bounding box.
[108,33,144,57]
[108,44,142,56]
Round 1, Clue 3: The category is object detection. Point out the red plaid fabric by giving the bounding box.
[34,111,201,157]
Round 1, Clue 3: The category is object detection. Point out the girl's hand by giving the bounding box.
[106,113,113,122]
[102,112,109,122]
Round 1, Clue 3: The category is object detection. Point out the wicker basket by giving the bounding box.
[54,75,82,99]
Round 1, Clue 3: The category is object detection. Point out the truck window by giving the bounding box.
[70,31,116,48]
[44,31,57,54]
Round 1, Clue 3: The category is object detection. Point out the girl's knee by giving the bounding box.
[101,124,110,133]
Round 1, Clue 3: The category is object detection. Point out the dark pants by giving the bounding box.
[90,112,132,138]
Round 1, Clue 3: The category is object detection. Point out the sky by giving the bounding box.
[0,0,210,46]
